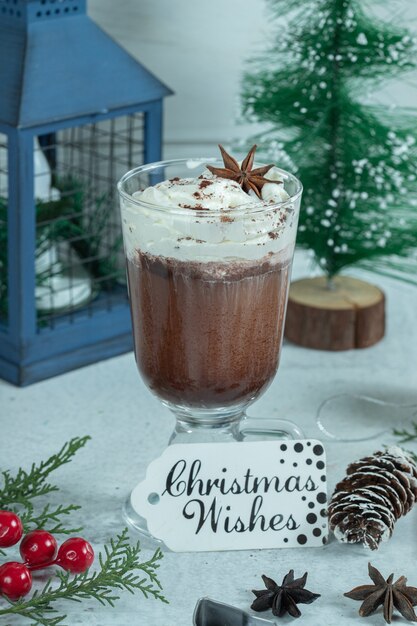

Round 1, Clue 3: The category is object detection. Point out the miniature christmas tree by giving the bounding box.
[241,0,417,349]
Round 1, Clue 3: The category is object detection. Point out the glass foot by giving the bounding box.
[240,415,305,441]
[170,414,305,444]
[123,495,166,548]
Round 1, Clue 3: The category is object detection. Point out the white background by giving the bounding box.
[89,0,417,160]
[88,0,279,158]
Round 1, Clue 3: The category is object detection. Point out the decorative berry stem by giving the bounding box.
[26,560,56,572]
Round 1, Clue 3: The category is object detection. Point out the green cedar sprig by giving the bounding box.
[392,422,417,463]
[0,528,167,626]
[0,436,90,536]
[393,421,417,445]
[0,438,167,621]
[0,436,90,504]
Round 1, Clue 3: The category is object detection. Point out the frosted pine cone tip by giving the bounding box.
[328,447,417,550]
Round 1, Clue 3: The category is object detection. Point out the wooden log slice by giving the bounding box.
[284,276,385,351]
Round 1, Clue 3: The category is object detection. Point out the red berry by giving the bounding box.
[0,510,23,548]
[56,537,94,573]
[20,530,57,567]
[0,562,32,600]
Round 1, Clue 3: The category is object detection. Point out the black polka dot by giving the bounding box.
[316,461,325,470]
[313,528,322,537]
[307,442,311,446]
[317,492,326,504]
[280,444,287,451]
[302,496,306,501]
[306,458,312,465]
[293,462,298,467]
[222,468,227,472]
[280,459,285,464]
[283,538,288,543]
[308,502,315,509]
[321,475,326,482]
[307,513,317,524]
[294,443,303,453]
[322,536,328,545]
[297,534,307,545]
[320,508,327,517]
[313,444,324,456]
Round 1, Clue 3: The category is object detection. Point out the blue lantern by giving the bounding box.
[0,0,172,385]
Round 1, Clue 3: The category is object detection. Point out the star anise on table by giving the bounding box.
[206,144,281,198]
[251,570,320,618]
[344,563,417,623]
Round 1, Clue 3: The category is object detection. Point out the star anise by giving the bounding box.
[206,144,281,198]
[251,570,320,618]
[344,563,417,623]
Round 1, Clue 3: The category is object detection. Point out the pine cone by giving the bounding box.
[328,446,417,550]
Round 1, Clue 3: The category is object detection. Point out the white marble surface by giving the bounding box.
[2,252,417,625]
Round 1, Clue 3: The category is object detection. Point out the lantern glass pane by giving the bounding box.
[35,113,144,330]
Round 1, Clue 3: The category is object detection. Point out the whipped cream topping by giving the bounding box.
[120,166,300,263]
[138,167,289,210]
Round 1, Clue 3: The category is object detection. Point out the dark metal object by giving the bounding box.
[193,598,274,626]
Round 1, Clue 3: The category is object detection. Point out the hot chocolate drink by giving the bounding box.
[120,147,301,413]
[127,251,291,408]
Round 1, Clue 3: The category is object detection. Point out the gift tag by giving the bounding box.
[131,440,328,552]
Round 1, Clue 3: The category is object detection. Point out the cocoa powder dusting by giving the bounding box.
[199,179,213,189]
[179,203,206,210]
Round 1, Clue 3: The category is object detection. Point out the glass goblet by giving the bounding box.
[118,158,303,536]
